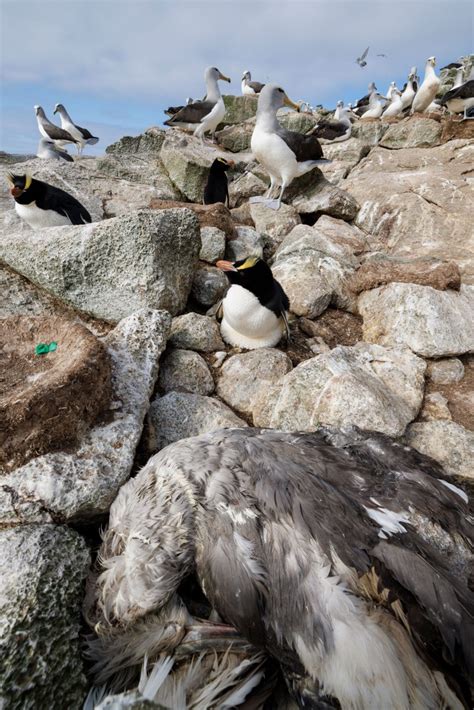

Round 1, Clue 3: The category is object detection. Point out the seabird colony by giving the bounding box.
[33,104,99,160]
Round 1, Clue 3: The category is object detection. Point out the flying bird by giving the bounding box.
[85,426,473,709]
[36,138,73,162]
[377,53,387,57]
[216,256,290,349]
[53,104,99,156]
[241,70,265,96]
[203,157,234,207]
[356,46,369,67]
[250,84,328,209]
[34,105,78,148]
[164,66,231,143]
[7,173,91,229]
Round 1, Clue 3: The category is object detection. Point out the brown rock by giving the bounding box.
[348,256,461,294]
[230,202,254,226]
[299,309,363,349]
[0,316,111,471]
[149,200,237,239]
[440,116,474,143]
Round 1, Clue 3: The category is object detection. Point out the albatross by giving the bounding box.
[439,63,474,115]
[250,83,328,209]
[53,103,99,155]
[164,66,231,142]
[34,105,78,148]
[411,56,440,113]
[311,105,354,143]
[86,426,473,708]
[241,70,265,96]
[400,67,418,111]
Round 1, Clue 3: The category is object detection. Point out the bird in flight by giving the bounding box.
[377,53,387,57]
[356,47,369,67]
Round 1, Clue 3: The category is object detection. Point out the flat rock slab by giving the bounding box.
[0,315,111,471]
[149,200,237,240]
[253,343,425,437]
[0,525,90,710]
[0,309,170,525]
[286,169,360,222]
[358,283,474,357]
[349,256,461,293]
[0,209,200,323]
[343,140,474,282]
[379,117,442,149]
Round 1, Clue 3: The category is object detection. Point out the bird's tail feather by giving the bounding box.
[87,137,99,145]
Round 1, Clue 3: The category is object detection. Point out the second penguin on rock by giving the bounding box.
[203,157,234,207]
[216,256,290,349]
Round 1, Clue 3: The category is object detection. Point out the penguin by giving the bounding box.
[6,173,92,229]
[203,157,234,207]
[216,256,290,349]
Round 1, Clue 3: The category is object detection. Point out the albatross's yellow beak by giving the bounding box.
[219,72,231,83]
[283,95,300,112]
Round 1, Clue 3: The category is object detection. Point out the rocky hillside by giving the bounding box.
[0,100,473,708]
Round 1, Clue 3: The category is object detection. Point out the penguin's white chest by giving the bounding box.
[15,202,71,230]
[221,285,284,349]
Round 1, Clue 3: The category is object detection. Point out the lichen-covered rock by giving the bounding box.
[221,95,258,125]
[343,140,474,282]
[191,264,228,307]
[229,171,267,207]
[169,313,224,351]
[0,209,200,323]
[225,225,264,261]
[0,525,90,710]
[286,169,359,221]
[249,202,301,254]
[0,309,170,524]
[405,420,474,479]
[253,344,425,437]
[105,127,166,156]
[350,120,390,145]
[215,123,253,152]
[318,138,371,185]
[427,358,465,384]
[216,348,292,417]
[158,348,214,395]
[148,391,247,450]
[419,392,452,421]
[379,117,442,149]
[349,255,461,293]
[271,253,336,318]
[199,226,226,263]
[358,284,474,357]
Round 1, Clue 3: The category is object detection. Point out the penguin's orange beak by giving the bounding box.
[11,186,22,197]
[216,260,238,272]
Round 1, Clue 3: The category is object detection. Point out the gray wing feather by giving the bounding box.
[276,127,324,161]
[165,100,215,124]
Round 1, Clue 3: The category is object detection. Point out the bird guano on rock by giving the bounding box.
[250,83,328,210]
[85,426,473,709]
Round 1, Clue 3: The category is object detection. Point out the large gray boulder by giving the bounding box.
[379,117,442,149]
[253,344,425,437]
[225,225,264,261]
[221,95,258,125]
[216,348,292,417]
[358,284,474,357]
[343,140,474,282]
[158,348,214,395]
[0,525,90,710]
[249,202,301,254]
[405,420,474,479]
[148,391,247,450]
[0,309,170,525]
[191,264,228,307]
[318,138,371,185]
[0,209,200,323]
[286,169,360,222]
[169,313,224,351]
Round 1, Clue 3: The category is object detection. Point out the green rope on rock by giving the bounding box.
[35,341,58,356]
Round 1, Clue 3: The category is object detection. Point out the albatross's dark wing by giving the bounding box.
[76,124,99,141]
[164,100,216,125]
[42,120,77,142]
[276,127,324,161]
[313,119,348,141]
[440,80,474,105]
[248,80,265,93]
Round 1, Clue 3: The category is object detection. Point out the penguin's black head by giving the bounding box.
[210,157,234,173]
[6,173,32,199]
[217,255,274,289]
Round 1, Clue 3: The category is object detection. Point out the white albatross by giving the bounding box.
[250,83,328,209]
[164,66,231,142]
[411,56,440,113]
[53,103,99,156]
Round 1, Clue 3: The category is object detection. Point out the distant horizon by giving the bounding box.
[1,0,473,156]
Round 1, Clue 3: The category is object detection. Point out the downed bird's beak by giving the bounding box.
[219,72,231,83]
[216,260,238,272]
[176,622,256,658]
[283,94,301,112]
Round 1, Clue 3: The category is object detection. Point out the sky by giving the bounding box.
[1,0,473,155]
